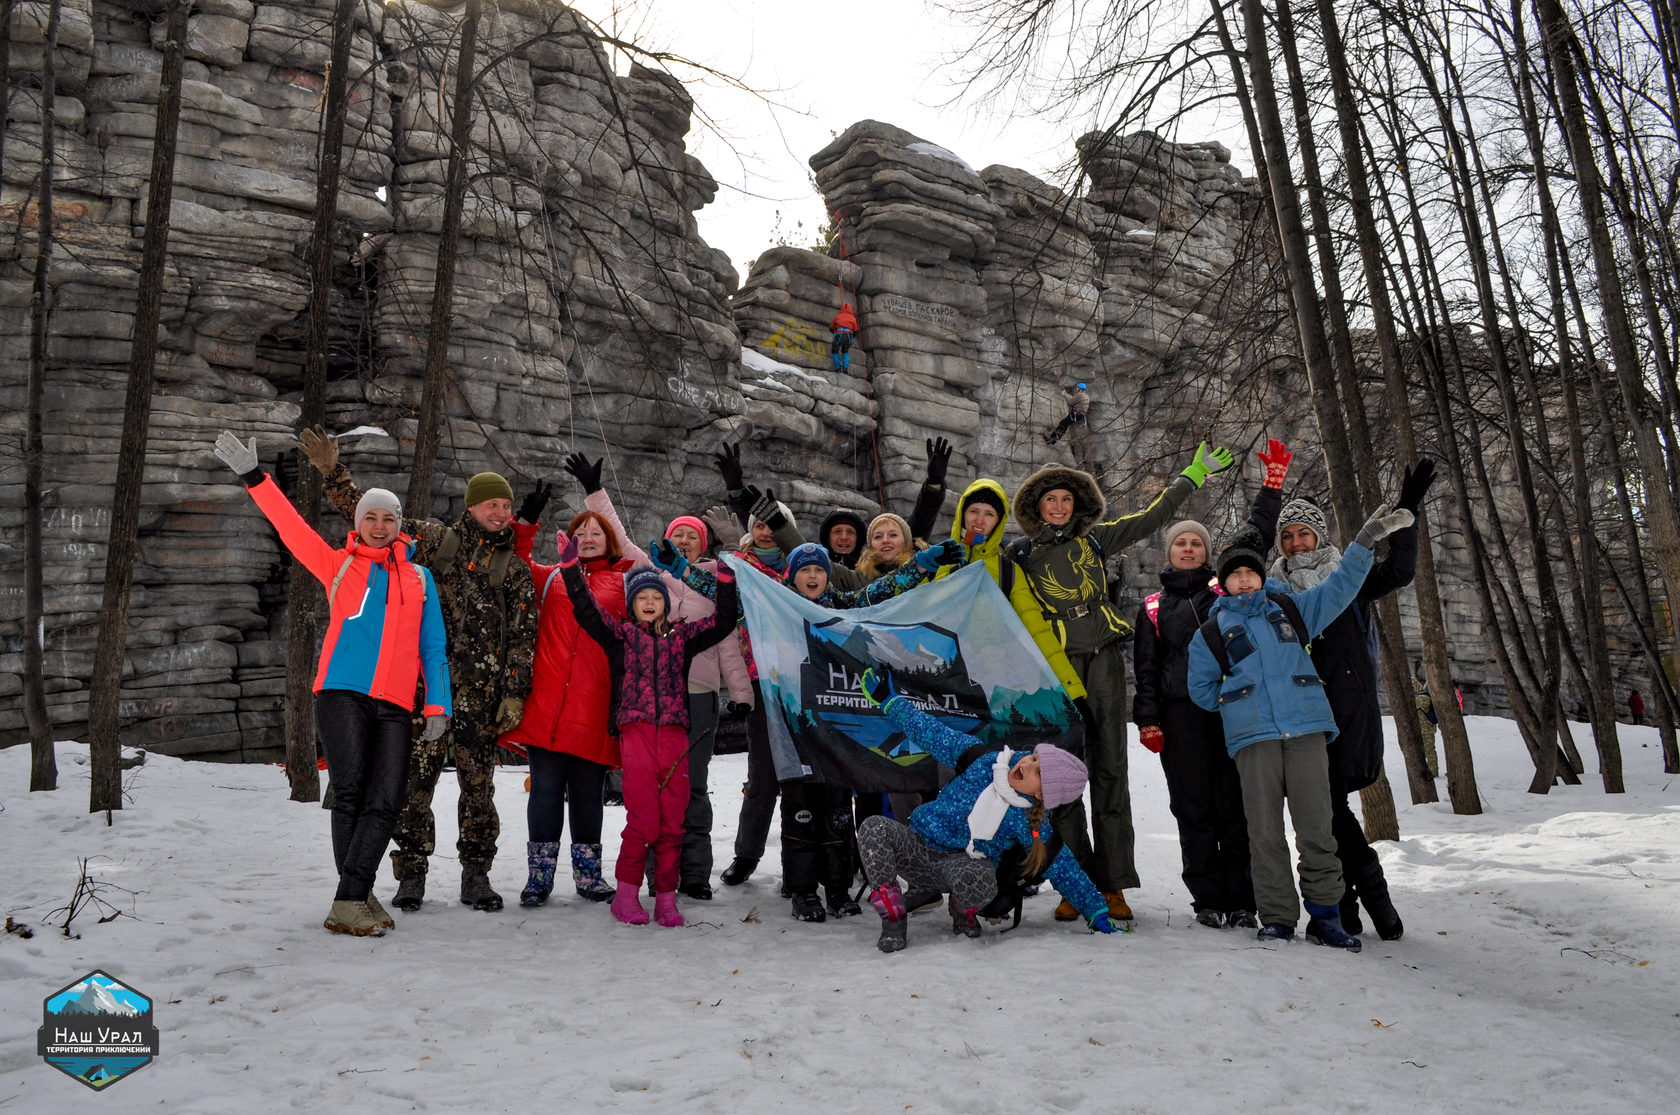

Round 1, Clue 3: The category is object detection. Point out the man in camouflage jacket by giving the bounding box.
[299,427,538,912]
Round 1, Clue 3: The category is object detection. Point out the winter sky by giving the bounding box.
[569,0,1253,281]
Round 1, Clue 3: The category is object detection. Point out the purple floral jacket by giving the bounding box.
[562,560,738,729]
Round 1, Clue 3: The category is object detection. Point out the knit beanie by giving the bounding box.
[962,488,1007,520]
[1276,498,1330,548]
[867,511,915,546]
[1165,519,1211,554]
[354,488,402,525]
[1217,524,1269,589]
[464,471,514,507]
[1033,744,1088,810]
[786,542,832,581]
[665,515,710,550]
[623,566,669,613]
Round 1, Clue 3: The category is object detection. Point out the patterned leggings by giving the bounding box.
[856,816,998,912]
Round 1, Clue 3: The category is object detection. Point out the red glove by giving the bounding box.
[1139,725,1164,753]
[1258,438,1292,490]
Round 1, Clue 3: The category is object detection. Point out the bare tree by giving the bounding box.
[85,0,192,815]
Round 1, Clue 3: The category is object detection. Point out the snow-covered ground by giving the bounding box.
[2,716,1675,1112]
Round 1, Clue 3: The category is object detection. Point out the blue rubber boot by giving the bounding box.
[519,841,559,907]
[1304,901,1364,952]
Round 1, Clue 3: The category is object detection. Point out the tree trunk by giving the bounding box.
[86,0,191,815]
[407,0,481,514]
[1534,0,1680,660]
[23,0,60,792]
[1273,1,1426,820]
[282,0,362,804]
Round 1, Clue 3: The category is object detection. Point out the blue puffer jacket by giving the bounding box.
[879,698,1108,924]
[1186,542,1375,756]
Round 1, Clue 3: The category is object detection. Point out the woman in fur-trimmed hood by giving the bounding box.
[1005,443,1235,920]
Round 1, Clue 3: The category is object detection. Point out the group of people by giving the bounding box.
[213,415,1434,955]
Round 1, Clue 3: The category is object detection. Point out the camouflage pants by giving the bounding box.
[389,698,500,879]
[1417,713,1440,778]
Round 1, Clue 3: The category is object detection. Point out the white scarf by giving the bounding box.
[965,750,1031,858]
[1269,543,1343,591]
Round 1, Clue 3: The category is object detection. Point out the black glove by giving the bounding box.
[516,479,552,524]
[1397,458,1437,514]
[925,436,952,487]
[724,700,751,721]
[861,667,897,708]
[714,441,744,492]
[750,487,787,530]
[563,452,603,495]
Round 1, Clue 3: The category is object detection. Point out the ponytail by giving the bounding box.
[1020,798,1050,879]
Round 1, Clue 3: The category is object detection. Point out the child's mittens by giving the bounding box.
[1138,725,1165,753]
[860,667,898,709]
[1257,438,1292,490]
[1089,911,1121,934]
[1354,504,1415,549]
[651,537,689,577]
[556,532,580,566]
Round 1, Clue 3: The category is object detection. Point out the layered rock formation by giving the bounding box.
[0,10,1641,758]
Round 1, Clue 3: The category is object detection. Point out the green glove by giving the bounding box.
[1180,442,1235,488]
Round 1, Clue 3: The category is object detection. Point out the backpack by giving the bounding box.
[952,740,1065,932]
[1196,591,1309,678]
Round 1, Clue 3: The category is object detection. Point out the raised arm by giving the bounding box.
[864,668,982,768]
[1088,443,1233,553]
[559,541,627,649]
[907,436,953,541]
[298,426,443,555]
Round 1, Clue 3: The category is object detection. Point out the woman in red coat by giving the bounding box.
[502,508,631,904]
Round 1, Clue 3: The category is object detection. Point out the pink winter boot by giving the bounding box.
[611,882,650,925]
[654,891,684,928]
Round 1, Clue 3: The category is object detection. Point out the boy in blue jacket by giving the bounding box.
[1186,504,1413,951]
[854,667,1120,952]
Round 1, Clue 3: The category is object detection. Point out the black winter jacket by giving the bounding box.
[1132,488,1282,728]
[1302,528,1418,793]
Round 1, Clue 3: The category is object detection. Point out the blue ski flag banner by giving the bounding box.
[724,557,1083,792]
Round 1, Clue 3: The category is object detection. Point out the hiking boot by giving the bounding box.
[1304,902,1363,952]
[826,891,862,918]
[1256,922,1295,942]
[520,841,560,908]
[680,880,713,901]
[949,898,982,939]
[1358,876,1405,941]
[1340,886,1365,936]
[364,893,395,929]
[1053,898,1080,922]
[1195,908,1224,930]
[903,887,943,913]
[324,899,387,937]
[720,857,757,886]
[461,869,503,912]
[1105,891,1134,920]
[654,892,684,928]
[391,875,425,912]
[611,882,650,925]
[1226,909,1259,930]
[870,884,908,953]
[790,891,827,922]
[571,843,616,902]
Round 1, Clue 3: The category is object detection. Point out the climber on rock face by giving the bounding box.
[830,303,859,371]
[1045,382,1091,445]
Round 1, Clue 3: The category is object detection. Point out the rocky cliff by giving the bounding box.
[0,4,1607,759]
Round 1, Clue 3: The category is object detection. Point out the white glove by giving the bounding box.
[423,715,449,742]
[1354,504,1414,549]
[214,431,259,477]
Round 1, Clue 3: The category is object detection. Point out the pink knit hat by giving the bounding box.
[1033,744,1087,809]
[665,514,710,549]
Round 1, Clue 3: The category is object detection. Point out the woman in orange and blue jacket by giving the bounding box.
[215,432,450,938]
